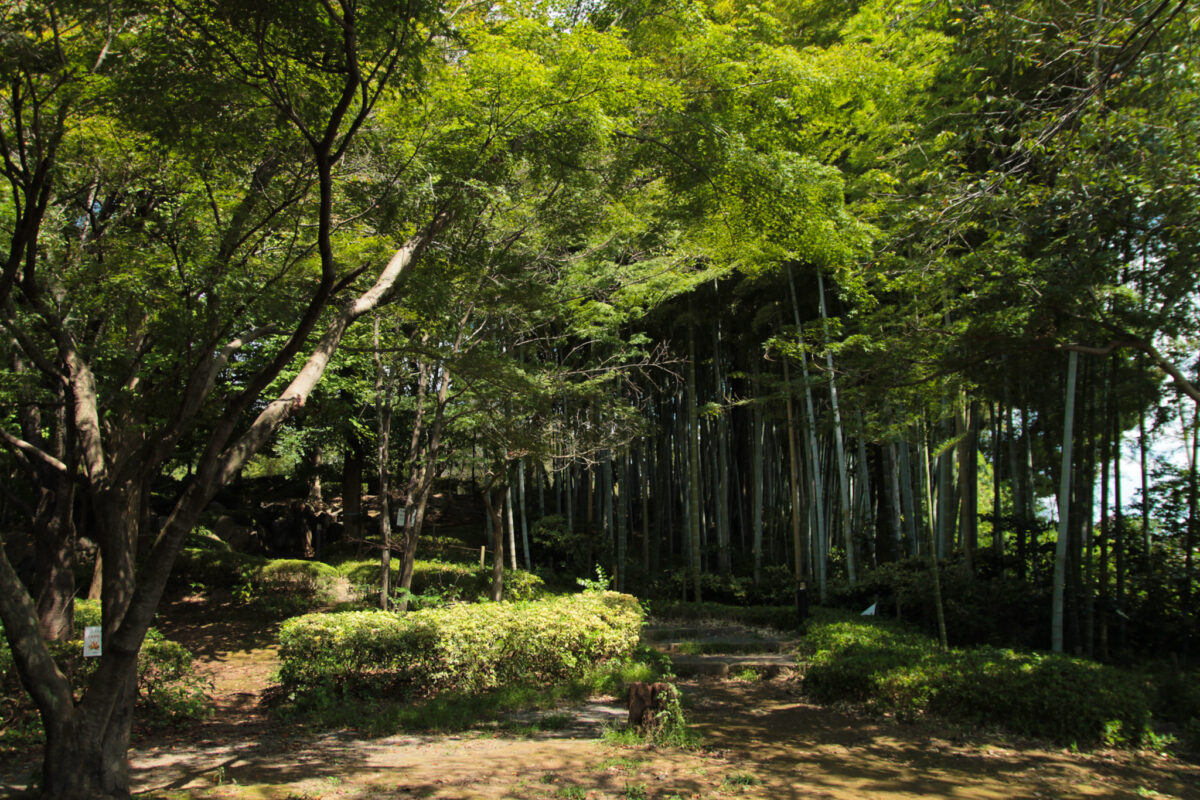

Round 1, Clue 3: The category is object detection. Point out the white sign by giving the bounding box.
[83,626,102,658]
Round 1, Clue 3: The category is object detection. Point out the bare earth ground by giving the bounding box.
[3,599,1198,800]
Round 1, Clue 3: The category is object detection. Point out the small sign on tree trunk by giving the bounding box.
[83,626,102,657]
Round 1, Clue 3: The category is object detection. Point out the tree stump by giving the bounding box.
[627,681,676,731]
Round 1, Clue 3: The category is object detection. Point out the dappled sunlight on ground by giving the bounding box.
[3,601,1198,800]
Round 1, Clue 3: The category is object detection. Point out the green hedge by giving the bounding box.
[801,617,1151,747]
[336,558,545,604]
[278,590,642,697]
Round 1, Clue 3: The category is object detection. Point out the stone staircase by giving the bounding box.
[642,620,799,679]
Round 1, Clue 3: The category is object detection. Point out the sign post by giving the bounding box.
[83,626,102,658]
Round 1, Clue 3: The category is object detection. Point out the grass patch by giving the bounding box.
[723,771,762,787]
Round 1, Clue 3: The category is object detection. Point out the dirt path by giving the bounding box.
[3,605,1198,800]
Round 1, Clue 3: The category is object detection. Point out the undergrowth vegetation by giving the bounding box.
[171,548,343,617]
[0,600,210,751]
[335,558,545,607]
[799,611,1153,748]
[649,601,801,632]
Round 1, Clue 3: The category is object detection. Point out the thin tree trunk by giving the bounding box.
[1052,350,1080,653]
[786,272,828,600]
[921,420,948,650]
[752,399,766,585]
[687,325,703,602]
[815,271,856,584]
[641,443,651,589]
[1185,402,1198,611]
[958,399,979,573]
[898,440,918,557]
[506,481,518,572]
[783,356,804,588]
[617,451,628,592]
[343,436,365,544]
[1022,405,1038,570]
[518,460,531,571]
[1140,411,1151,568]
[887,443,904,560]
[991,403,1004,563]
[373,317,396,610]
[483,478,507,602]
[855,432,875,567]
[1005,395,1026,580]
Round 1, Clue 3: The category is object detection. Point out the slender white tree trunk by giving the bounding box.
[816,271,856,583]
[1052,350,1080,653]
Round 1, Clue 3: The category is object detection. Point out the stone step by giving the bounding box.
[656,639,791,655]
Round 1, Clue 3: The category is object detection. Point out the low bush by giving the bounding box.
[336,558,545,606]
[1150,668,1200,751]
[277,590,642,699]
[800,616,1152,747]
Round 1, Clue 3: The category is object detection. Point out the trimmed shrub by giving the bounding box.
[278,590,642,698]
[800,616,1152,747]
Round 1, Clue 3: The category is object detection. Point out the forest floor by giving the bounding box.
[2,597,1198,800]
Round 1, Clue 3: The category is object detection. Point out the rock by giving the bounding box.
[214,515,253,552]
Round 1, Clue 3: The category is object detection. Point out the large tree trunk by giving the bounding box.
[41,664,137,800]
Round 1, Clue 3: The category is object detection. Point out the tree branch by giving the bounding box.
[0,428,67,474]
